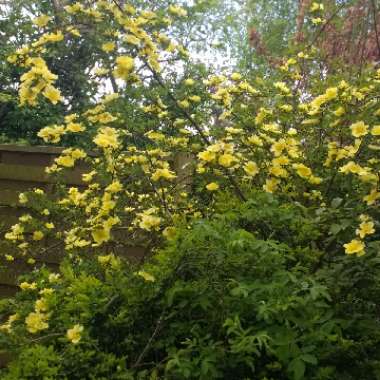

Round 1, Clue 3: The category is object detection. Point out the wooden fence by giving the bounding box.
[0,144,86,298]
[0,144,193,367]
[0,144,192,298]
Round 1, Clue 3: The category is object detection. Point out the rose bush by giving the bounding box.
[1,1,380,379]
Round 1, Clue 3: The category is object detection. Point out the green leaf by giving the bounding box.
[289,358,306,380]
[300,354,317,365]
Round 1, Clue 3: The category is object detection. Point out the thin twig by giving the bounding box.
[132,311,165,368]
[371,0,380,59]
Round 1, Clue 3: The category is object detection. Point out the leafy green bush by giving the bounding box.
[1,192,380,380]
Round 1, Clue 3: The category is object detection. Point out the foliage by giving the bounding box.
[1,0,380,378]
[1,194,380,379]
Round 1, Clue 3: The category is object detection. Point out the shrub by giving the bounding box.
[1,193,380,379]
[1,1,380,379]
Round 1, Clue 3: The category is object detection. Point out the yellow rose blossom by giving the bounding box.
[20,282,37,291]
[33,231,44,241]
[350,121,368,138]
[55,155,75,168]
[25,312,49,333]
[263,178,280,193]
[206,182,219,191]
[292,163,312,178]
[343,239,365,256]
[113,56,134,79]
[198,151,216,162]
[244,161,259,176]
[371,125,380,135]
[101,42,116,52]
[105,181,123,193]
[137,271,156,282]
[363,188,380,205]
[92,226,111,245]
[151,168,176,181]
[356,221,375,239]
[163,227,176,240]
[33,15,51,28]
[42,85,62,104]
[218,154,235,168]
[93,127,119,149]
[66,122,85,133]
[67,324,84,344]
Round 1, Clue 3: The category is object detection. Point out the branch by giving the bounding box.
[132,311,165,368]
[371,0,380,59]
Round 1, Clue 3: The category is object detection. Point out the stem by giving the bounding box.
[371,0,380,59]
[132,311,165,368]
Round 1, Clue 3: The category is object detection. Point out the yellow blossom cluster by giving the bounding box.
[3,0,380,272]
[19,57,62,106]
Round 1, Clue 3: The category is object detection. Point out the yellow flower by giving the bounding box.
[33,15,51,28]
[198,150,216,162]
[343,239,365,256]
[333,107,345,117]
[311,2,323,11]
[42,85,62,104]
[292,163,312,178]
[33,231,44,241]
[0,314,19,333]
[124,34,140,45]
[244,161,259,176]
[151,168,176,181]
[178,99,190,108]
[163,227,176,240]
[189,95,201,103]
[82,171,96,182]
[66,122,85,133]
[19,193,28,204]
[184,78,195,86]
[324,87,338,100]
[371,125,380,135]
[139,212,161,231]
[19,281,37,291]
[363,188,380,205]
[35,298,48,313]
[113,56,134,79]
[263,178,280,193]
[38,125,66,143]
[67,26,81,37]
[218,154,235,168]
[101,42,116,52]
[350,121,368,138]
[168,5,187,17]
[280,104,293,112]
[105,181,123,193]
[206,182,219,191]
[247,135,263,146]
[64,2,84,14]
[92,227,111,245]
[48,273,60,283]
[356,221,375,239]
[231,72,242,81]
[67,324,84,344]
[311,17,324,25]
[274,82,290,94]
[137,271,155,282]
[271,140,287,156]
[93,127,119,149]
[55,155,75,167]
[302,118,319,126]
[25,312,49,333]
